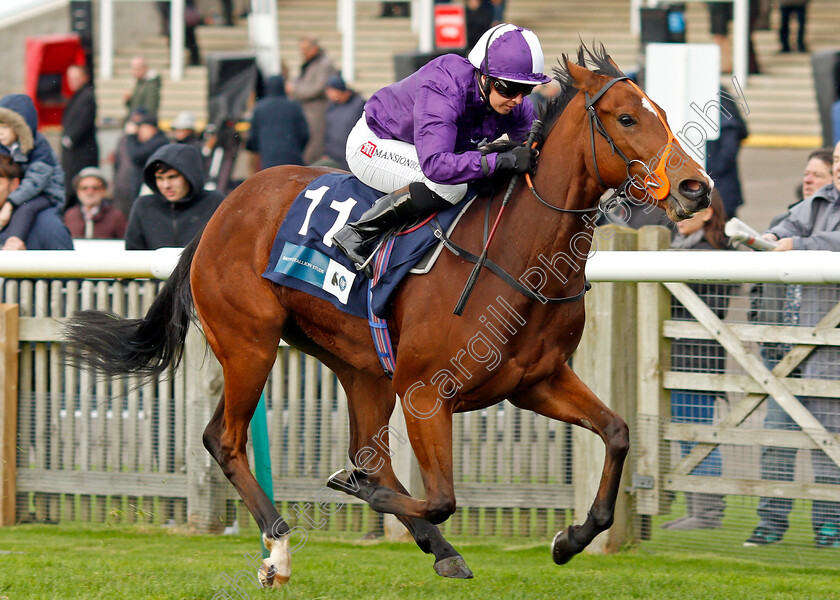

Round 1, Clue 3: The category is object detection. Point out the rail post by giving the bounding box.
[572,225,638,554]
[0,304,18,526]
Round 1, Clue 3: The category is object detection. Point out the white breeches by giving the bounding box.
[345,114,468,204]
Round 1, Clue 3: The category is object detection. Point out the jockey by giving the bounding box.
[333,23,552,272]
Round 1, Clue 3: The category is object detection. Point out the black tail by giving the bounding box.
[64,233,203,379]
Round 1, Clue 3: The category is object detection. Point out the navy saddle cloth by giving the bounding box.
[262,173,467,319]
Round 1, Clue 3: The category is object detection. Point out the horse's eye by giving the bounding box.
[618,114,636,127]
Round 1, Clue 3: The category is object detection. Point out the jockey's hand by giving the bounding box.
[496,146,538,175]
[479,139,521,155]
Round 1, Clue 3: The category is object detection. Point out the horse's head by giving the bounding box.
[564,58,712,221]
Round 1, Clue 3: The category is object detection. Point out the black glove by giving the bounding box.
[478,139,521,155]
[495,146,538,175]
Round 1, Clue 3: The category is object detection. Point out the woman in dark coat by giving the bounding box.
[61,65,99,203]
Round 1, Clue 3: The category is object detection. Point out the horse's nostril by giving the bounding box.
[679,179,708,199]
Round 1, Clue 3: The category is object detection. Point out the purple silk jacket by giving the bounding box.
[363,54,535,185]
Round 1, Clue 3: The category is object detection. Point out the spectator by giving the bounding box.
[379,2,409,17]
[0,94,65,248]
[63,167,127,240]
[113,109,169,216]
[317,74,364,170]
[707,2,733,72]
[706,87,748,219]
[744,140,840,549]
[490,0,505,25]
[185,0,202,66]
[465,0,493,49]
[125,144,224,250]
[286,37,337,165]
[219,0,235,25]
[170,110,204,150]
[778,0,808,53]
[706,0,762,74]
[125,56,162,121]
[155,1,202,65]
[156,1,170,35]
[246,74,309,171]
[60,64,98,200]
[0,155,72,251]
[661,191,733,530]
[749,149,833,386]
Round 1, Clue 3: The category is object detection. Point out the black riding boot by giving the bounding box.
[333,182,449,273]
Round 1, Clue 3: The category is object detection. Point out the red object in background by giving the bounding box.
[434,5,466,49]
[24,34,86,129]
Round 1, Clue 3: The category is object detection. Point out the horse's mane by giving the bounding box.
[539,43,626,132]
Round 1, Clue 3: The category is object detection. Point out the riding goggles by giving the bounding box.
[491,77,536,99]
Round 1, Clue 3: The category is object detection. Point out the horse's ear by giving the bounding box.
[566,59,599,93]
[606,55,625,76]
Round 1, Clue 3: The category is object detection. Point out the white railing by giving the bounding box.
[1,249,839,284]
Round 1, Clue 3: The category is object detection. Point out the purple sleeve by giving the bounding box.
[413,83,486,185]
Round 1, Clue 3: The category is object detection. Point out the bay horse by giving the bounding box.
[65,46,711,586]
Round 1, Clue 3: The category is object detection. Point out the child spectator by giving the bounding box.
[0,94,65,247]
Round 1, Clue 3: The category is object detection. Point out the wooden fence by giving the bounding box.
[2,225,838,551]
[0,276,573,538]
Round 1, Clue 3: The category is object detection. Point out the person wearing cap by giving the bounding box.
[63,167,128,240]
[246,74,309,171]
[318,74,365,171]
[170,110,203,150]
[113,108,169,215]
[333,23,550,272]
[125,143,224,250]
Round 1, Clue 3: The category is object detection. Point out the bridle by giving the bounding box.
[525,76,678,215]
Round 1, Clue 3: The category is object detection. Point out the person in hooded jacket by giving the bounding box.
[333,23,550,273]
[0,93,65,247]
[125,143,224,250]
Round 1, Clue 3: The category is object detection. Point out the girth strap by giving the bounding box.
[428,219,590,305]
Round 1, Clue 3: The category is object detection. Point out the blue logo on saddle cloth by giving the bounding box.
[262,173,465,319]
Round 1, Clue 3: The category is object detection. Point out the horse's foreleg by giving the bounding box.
[329,372,472,578]
[510,363,629,565]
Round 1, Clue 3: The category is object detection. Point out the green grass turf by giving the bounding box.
[0,523,838,600]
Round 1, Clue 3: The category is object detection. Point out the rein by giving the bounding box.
[449,75,677,313]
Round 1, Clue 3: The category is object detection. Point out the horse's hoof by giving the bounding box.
[433,555,474,579]
[551,528,579,565]
[259,559,290,588]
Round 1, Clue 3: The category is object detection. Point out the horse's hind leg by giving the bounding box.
[509,363,629,565]
[329,371,472,579]
[197,311,291,587]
